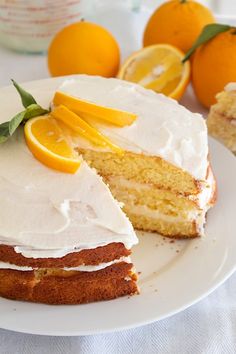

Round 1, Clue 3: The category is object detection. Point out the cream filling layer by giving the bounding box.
[0,256,131,272]
[107,169,215,236]
[128,204,206,223]
[11,242,121,259]
[107,165,215,210]
[127,205,206,236]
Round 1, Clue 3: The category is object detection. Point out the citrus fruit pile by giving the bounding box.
[46,1,236,107]
[48,0,218,100]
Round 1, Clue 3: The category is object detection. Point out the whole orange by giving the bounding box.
[143,0,215,53]
[192,29,236,108]
[48,21,120,77]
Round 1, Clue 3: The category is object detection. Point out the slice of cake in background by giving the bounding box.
[0,131,138,305]
[55,75,216,239]
[207,83,236,154]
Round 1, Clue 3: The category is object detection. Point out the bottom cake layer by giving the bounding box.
[0,262,138,305]
[125,209,199,238]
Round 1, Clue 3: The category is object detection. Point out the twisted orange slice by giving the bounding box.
[53,91,136,126]
[24,115,81,173]
[51,105,123,154]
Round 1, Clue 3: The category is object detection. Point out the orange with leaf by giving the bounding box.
[183,24,236,108]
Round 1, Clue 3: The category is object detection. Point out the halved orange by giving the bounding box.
[53,91,137,126]
[118,44,190,100]
[24,115,81,173]
[51,105,123,154]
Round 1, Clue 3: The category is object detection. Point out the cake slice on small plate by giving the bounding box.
[207,83,236,154]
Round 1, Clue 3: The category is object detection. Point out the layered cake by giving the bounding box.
[207,83,236,154]
[54,76,216,238]
[0,75,216,305]
[0,132,138,304]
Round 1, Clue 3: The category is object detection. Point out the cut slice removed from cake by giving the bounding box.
[0,129,138,305]
[207,83,236,154]
[55,75,216,238]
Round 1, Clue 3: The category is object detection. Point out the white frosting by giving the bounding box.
[225,82,236,92]
[0,131,138,257]
[58,76,209,180]
[0,256,131,272]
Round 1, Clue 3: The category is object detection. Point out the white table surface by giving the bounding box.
[0,44,236,354]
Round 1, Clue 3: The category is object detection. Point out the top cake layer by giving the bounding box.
[58,75,208,181]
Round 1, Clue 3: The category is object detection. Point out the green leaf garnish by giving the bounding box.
[0,121,11,142]
[182,24,232,63]
[9,104,49,136]
[0,80,49,144]
[9,111,25,136]
[11,79,37,108]
[23,104,49,121]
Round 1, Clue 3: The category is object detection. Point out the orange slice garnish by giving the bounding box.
[53,91,137,126]
[51,105,123,154]
[118,44,190,100]
[24,115,81,173]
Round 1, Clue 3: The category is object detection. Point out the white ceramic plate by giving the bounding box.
[0,77,236,336]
